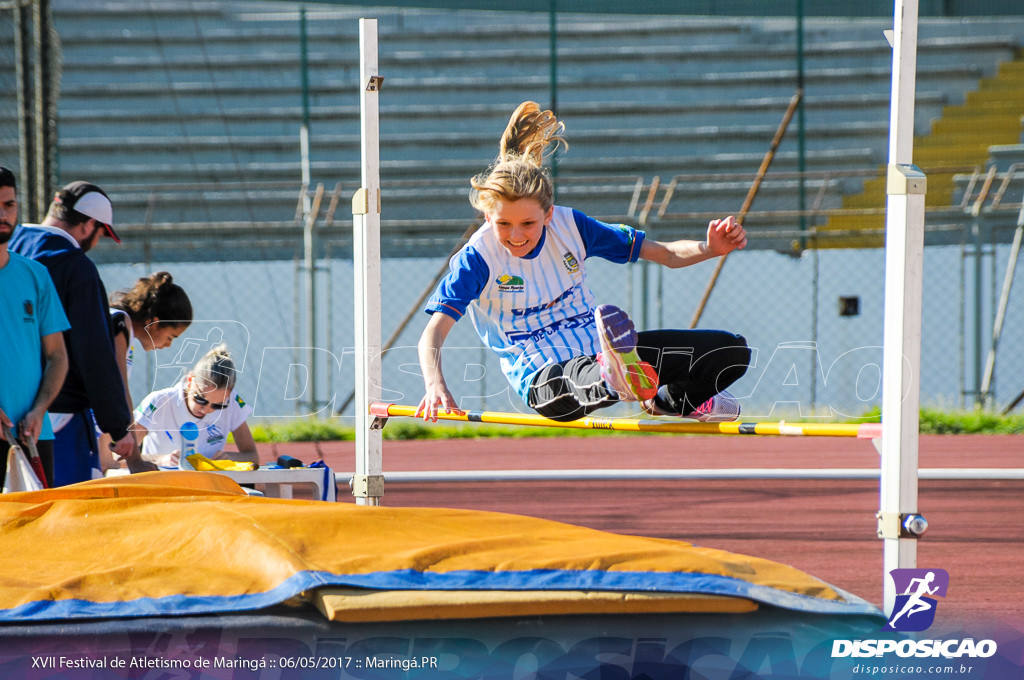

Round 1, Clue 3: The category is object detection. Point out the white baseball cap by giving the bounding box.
[54,181,120,243]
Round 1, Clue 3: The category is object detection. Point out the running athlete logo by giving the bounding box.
[884,568,949,632]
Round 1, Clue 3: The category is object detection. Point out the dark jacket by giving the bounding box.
[9,225,131,441]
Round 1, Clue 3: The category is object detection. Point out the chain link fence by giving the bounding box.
[0,6,16,169]
[36,0,1023,422]
[97,174,1018,422]
[0,0,60,222]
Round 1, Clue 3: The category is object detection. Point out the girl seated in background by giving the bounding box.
[98,271,192,474]
[133,344,258,469]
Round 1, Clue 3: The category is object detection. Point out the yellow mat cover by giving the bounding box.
[0,471,880,623]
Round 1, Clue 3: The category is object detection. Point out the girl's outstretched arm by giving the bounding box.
[640,215,746,268]
[416,312,462,422]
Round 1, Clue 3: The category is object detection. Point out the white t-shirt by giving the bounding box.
[134,381,252,462]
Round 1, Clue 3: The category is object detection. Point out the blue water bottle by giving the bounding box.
[178,422,200,470]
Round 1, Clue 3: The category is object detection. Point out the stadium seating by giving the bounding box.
[47,1,1024,260]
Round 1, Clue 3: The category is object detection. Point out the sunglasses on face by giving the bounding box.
[191,391,230,410]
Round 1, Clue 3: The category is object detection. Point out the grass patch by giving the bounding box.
[249,420,355,443]
[849,407,1024,434]
[381,420,621,440]
[248,408,1024,442]
[249,418,623,443]
[919,408,1024,434]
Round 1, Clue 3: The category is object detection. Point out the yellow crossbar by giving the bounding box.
[370,403,881,438]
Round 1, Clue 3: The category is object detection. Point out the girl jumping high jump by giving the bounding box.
[416,101,751,424]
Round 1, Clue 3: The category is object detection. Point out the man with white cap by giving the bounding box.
[10,181,154,484]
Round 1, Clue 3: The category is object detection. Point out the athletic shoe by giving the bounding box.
[594,304,659,401]
[641,387,741,422]
[640,390,672,417]
[685,390,741,422]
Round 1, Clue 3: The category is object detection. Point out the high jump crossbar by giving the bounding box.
[369,402,882,439]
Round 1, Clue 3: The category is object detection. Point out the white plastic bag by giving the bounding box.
[4,440,44,493]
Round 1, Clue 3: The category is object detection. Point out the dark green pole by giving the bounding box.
[299,4,311,196]
[300,6,311,130]
[972,217,984,407]
[549,0,559,193]
[797,0,807,251]
[300,6,316,413]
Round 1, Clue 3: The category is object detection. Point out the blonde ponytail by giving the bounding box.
[498,101,566,165]
[191,343,237,393]
[470,102,567,216]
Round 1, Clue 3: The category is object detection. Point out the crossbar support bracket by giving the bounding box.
[352,187,368,215]
[886,163,926,196]
[876,511,929,539]
[351,474,386,499]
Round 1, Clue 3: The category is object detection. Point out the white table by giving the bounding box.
[106,467,337,502]
[214,467,337,501]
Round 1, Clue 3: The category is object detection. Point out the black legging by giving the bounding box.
[528,329,751,422]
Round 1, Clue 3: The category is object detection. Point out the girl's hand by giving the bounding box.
[706,215,747,256]
[111,432,137,460]
[157,450,181,468]
[415,383,462,423]
[416,313,460,422]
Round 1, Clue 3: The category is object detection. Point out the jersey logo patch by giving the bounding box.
[206,424,226,446]
[496,274,525,293]
[562,252,579,274]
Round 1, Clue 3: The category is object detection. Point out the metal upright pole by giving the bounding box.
[13,1,31,219]
[299,6,312,210]
[299,6,317,412]
[796,0,807,249]
[32,0,49,219]
[548,0,559,192]
[980,204,1024,405]
[352,19,384,506]
[879,0,927,616]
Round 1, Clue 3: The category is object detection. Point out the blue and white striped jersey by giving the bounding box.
[425,206,645,402]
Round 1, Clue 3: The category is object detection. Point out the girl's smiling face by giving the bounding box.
[488,198,552,258]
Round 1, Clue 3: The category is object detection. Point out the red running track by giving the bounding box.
[253,434,1024,629]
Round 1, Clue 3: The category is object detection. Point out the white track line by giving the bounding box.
[336,468,1024,483]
